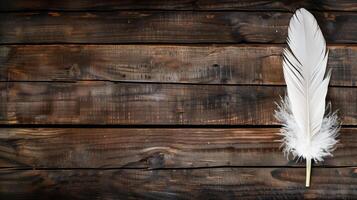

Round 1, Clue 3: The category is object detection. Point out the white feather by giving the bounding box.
[275,8,339,162]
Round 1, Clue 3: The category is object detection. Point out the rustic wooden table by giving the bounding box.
[0,0,356,199]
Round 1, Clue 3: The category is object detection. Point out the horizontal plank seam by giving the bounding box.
[0,124,356,128]
[0,9,356,13]
[1,80,356,88]
[2,44,357,47]
[1,166,356,171]
[0,43,287,47]
[0,9,294,13]
[0,124,283,128]
[1,42,357,45]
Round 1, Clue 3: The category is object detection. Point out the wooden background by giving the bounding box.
[0,0,357,199]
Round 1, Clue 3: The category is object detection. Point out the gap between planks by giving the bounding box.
[0,81,356,88]
[1,166,356,171]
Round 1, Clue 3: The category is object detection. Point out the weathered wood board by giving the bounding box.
[1,167,357,200]
[0,11,356,44]
[0,82,355,125]
[0,0,356,11]
[0,128,355,168]
[1,45,356,86]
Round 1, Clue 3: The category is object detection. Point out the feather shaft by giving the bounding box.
[306,159,311,187]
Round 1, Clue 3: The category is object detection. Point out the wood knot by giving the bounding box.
[146,152,165,169]
[69,64,81,77]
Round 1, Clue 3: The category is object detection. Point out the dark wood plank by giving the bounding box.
[0,11,356,44]
[1,167,357,199]
[1,45,356,86]
[0,0,356,11]
[0,82,355,125]
[0,128,355,168]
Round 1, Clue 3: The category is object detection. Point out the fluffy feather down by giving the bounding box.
[275,97,339,162]
[275,8,339,162]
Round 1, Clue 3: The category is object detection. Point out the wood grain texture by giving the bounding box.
[0,128,355,168]
[1,167,357,200]
[0,0,356,11]
[0,82,355,125]
[0,11,356,44]
[0,1,355,199]
[1,45,356,86]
